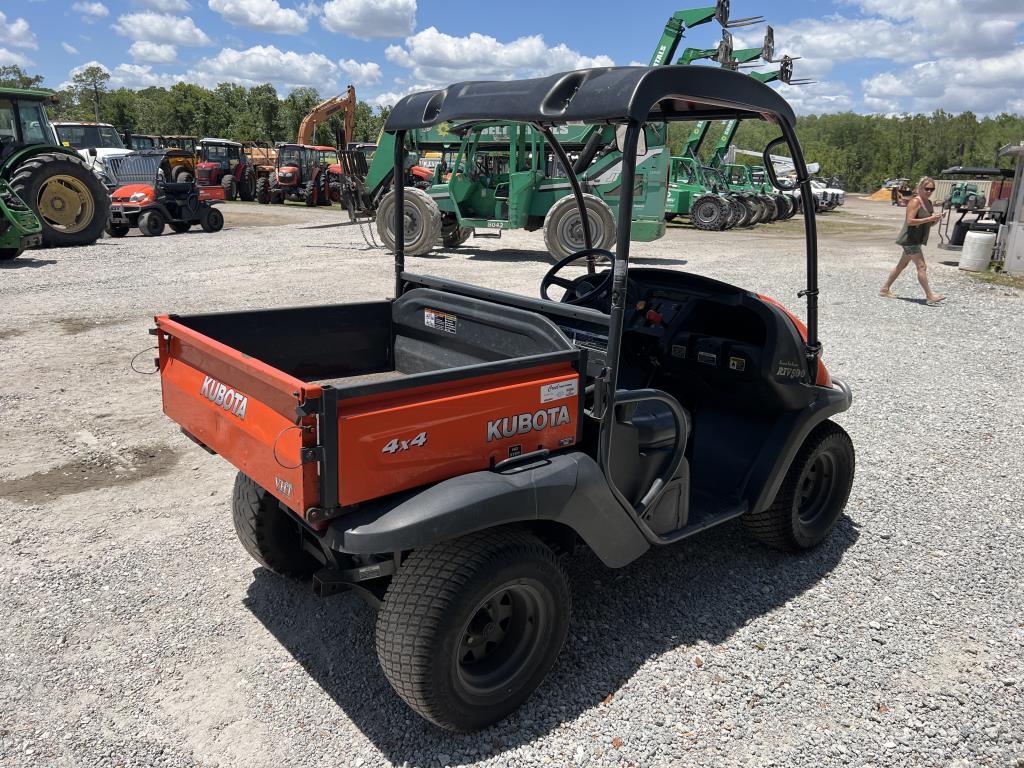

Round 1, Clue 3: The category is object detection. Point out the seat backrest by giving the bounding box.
[392,287,573,374]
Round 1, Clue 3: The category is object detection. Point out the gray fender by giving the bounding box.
[321,451,649,568]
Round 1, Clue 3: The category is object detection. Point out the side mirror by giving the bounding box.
[615,125,648,156]
[806,162,820,174]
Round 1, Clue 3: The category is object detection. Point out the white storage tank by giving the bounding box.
[959,230,997,272]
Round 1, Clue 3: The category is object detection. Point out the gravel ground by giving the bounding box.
[0,198,1021,767]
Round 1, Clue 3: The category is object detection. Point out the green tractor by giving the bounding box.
[0,179,42,260]
[0,87,110,251]
[665,155,745,230]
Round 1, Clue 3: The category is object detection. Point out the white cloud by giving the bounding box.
[0,48,34,67]
[337,58,381,86]
[385,27,615,86]
[113,12,212,46]
[187,44,336,90]
[861,46,1024,115]
[129,41,178,63]
[321,0,415,39]
[208,0,308,34]
[0,12,38,49]
[65,60,185,90]
[773,80,856,115]
[72,2,110,19]
[62,42,80,54]
[134,0,192,10]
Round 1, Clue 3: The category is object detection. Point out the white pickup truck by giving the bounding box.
[53,122,133,189]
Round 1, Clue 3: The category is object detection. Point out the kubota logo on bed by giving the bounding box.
[199,375,248,420]
[486,406,571,442]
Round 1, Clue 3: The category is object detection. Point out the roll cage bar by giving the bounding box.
[385,65,820,536]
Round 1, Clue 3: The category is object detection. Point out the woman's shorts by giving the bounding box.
[901,245,923,256]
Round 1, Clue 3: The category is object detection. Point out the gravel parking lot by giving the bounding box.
[1,197,1021,768]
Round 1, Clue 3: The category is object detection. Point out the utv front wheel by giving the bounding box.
[231,473,317,577]
[743,420,855,551]
[376,530,570,732]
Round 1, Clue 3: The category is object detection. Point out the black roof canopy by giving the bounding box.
[384,65,797,131]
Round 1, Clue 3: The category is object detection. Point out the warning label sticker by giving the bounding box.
[540,379,578,403]
[424,308,457,334]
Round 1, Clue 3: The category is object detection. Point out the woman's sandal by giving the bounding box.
[926,294,947,306]
[879,289,897,298]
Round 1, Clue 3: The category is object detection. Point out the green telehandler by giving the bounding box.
[337,0,764,258]
[0,87,110,253]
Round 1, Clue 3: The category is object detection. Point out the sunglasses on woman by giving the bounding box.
[923,186,936,192]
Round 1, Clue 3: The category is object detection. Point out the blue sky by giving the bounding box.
[2,0,1023,115]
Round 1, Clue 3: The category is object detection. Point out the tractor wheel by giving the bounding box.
[177,172,194,186]
[375,187,443,257]
[743,421,855,552]
[725,197,742,229]
[105,223,130,238]
[255,178,271,205]
[169,221,191,234]
[375,530,571,732]
[785,195,800,219]
[138,210,165,237]
[542,193,616,262]
[318,174,333,206]
[231,473,318,578]
[691,195,727,231]
[304,179,318,207]
[774,194,791,219]
[0,247,24,261]
[731,197,749,228]
[742,198,760,226]
[9,151,109,248]
[221,175,237,201]
[762,197,778,222]
[200,206,224,233]
[238,168,256,202]
[441,224,473,248]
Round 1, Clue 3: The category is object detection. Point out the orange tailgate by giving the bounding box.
[335,362,581,506]
[156,316,320,515]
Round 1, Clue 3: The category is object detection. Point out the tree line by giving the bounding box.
[0,64,390,148]
[3,64,1021,191]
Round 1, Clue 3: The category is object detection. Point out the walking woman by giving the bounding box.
[880,176,946,304]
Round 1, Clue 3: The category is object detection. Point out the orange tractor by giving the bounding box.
[195,138,257,201]
[255,143,333,206]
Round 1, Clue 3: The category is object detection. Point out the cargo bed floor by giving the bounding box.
[311,370,407,389]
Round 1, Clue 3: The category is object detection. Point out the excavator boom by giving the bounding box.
[297,85,357,146]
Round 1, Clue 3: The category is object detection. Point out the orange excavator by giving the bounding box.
[297,85,357,147]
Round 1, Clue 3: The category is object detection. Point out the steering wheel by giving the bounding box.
[540,247,617,306]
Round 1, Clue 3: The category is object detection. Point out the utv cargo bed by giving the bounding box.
[156,288,584,521]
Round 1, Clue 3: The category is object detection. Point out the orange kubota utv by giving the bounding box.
[154,66,855,732]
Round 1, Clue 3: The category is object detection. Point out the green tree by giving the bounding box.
[0,65,45,89]
[71,65,111,124]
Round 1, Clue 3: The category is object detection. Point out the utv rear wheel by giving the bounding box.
[10,152,109,247]
[376,187,443,257]
[543,193,616,262]
[231,473,317,578]
[105,223,130,238]
[691,195,726,231]
[743,420,855,551]
[200,206,224,233]
[255,177,270,205]
[138,210,165,237]
[376,530,570,732]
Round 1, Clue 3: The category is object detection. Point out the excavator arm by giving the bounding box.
[297,85,357,146]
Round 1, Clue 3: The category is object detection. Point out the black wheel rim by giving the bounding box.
[797,450,837,525]
[455,583,547,697]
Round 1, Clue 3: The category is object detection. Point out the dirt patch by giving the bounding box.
[0,328,24,342]
[967,269,1024,293]
[0,445,179,504]
[55,317,126,335]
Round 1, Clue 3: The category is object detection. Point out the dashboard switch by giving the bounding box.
[645,309,663,326]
